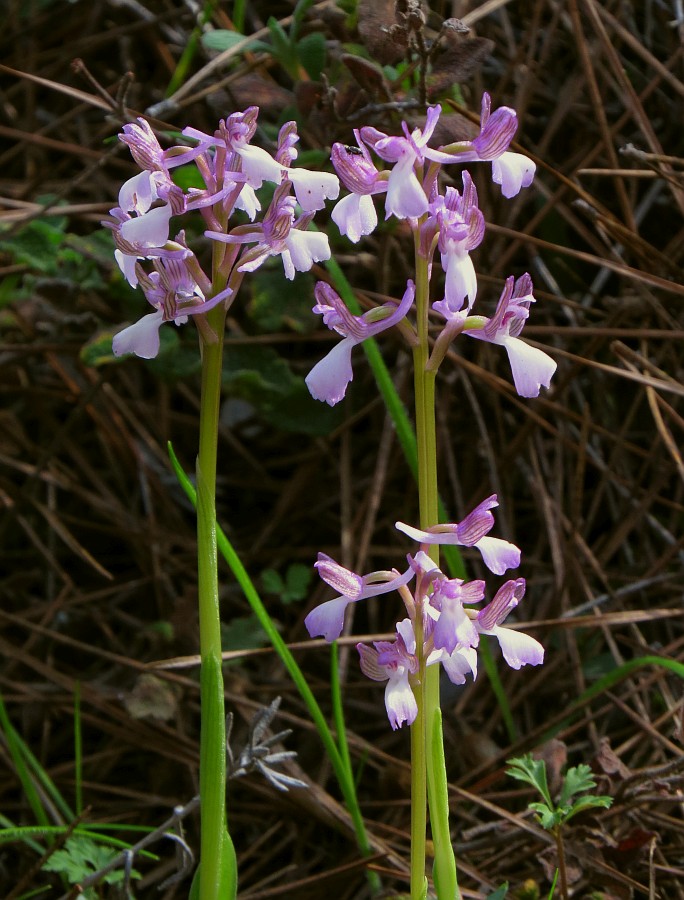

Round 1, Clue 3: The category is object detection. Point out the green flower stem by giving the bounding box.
[196,301,234,900]
[413,242,459,900]
[168,445,380,896]
[409,599,428,900]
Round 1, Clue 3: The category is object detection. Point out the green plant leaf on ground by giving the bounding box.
[261,562,312,604]
[221,614,273,661]
[222,343,341,435]
[42,835,141,889]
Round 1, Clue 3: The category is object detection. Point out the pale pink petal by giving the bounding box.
[304,596,352,642]
[284,230,331,274]
[438,646,478,685]
[385,670,418,730]
[115,249,139,287]
[385,155,428,219]
[492,152,536,198]
[331,193,378,243]
[305,337,356,406]
[112,309,164,359]
[485,625,544,669]
[475,536,521,575]
[502,337,556,398]
[288,169,340,212]
[120,204,172,248]
[443,247,477,312]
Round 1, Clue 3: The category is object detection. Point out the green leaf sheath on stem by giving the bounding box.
[168,444,381,896]
[428,709,460,900]
[196,306,234,900]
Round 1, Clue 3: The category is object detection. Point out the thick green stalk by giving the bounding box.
[412,243,460,900]
[197,302,234,900]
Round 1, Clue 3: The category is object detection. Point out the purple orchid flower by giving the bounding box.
[455,94,536,198]
[305,555,414,642]
[357,619,419,730]
[185,110,339,214]
[305,280,415,406]
[475,578,544,668]
[329,134,387,242]
[432,172,485,314]
[112,248,231,359]
[395,494,521,575]
[430,577,485,655]
[205,182,331,281]
[359,105,451,219]
[463,273,557,397]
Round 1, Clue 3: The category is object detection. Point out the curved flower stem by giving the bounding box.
[412,236,460,900]
[197,300,235,900]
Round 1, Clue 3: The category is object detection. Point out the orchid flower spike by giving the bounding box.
[306,280,415,406]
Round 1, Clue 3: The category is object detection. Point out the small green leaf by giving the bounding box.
[506,754,553,807]
[487,883,509,900]
[283,562,312,603]
[267,16,296,73]
[559,763,597,805]
[296,32,327,79]
[561,794,613,823]
[529,802,562,831]
[261,568,285,595]
[221,614,273,660]
[42,836,141,886]
[201,30,268,53]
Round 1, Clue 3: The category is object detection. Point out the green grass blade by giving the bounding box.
[0,695,51,829]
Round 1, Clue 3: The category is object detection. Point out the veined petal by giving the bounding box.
[484,625,544,669]
[492,152,536,198]
[502,337,556,398]
[304,596,352,642]
[315,553,364,598]
[112,309,164,359]
[357,643,387,682]
[305,336,356,406]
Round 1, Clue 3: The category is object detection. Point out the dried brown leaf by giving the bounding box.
[428,37,494,98]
